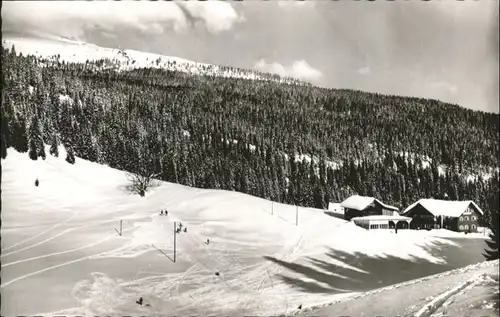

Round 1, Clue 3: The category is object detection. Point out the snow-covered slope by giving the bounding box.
[2,36,298,84]
[0,148,489,316]
[294,259,499,317]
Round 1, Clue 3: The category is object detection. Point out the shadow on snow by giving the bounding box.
[264,238,487,294]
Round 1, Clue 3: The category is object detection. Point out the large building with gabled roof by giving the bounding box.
[340,195,400,221]
[402,199,484,232]
[339,195,411,231]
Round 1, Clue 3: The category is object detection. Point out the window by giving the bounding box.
[464,225,469,230]
[463,216,469,221]
[460,217,464,221]
[471,216,476,221]
[370,224,380,230]
[472,225,477,229]
[459,225,464,230]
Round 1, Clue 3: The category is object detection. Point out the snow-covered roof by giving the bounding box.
[351,215,412,222]
[340,195,399,211]
[328,202,343,210]
[402,199,484,218]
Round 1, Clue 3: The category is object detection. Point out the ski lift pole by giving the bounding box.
[173,221,177,263]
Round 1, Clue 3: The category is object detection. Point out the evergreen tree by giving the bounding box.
[11,117,28,153]
[1,115,9,159]
[1,135,7,159]
[28,139,38,160]
[28,115,45,160]
[65,145,76,164]
[483,209,499,261]
[313,184,325,209]
[49,133,59,157]
[483,175,499,261]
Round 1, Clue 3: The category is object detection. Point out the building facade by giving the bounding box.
[457,205,482,232]
[341,195,399,221]
[402,199,483,232]
[352,215,412,231]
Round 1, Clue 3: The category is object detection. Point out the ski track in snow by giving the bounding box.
[1,214,141,258]
[2,146,493,316]
[2,229,129,268]
[413,275,480,317]
[1,236,133,288]
[2,208,79,252]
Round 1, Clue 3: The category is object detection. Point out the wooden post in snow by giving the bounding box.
[271,201,274,215]
[296,206,298,226]
[173,221,177,263]
[115,220,123,236]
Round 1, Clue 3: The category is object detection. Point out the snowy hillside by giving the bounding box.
[0,148,491,316]
[2,36,300,85]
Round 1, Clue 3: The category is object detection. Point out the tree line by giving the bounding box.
[1,45,499,225]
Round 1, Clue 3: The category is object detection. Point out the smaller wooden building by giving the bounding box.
[351,215,412,231]
[340,195,400,221]
[402,199,484,232]
[325,202,345,219]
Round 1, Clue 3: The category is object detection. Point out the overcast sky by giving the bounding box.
[2,0,499,113]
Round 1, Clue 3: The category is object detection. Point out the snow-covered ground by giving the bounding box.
[295,259,499,317]
[0,147,493,316]
[429,268,499,317]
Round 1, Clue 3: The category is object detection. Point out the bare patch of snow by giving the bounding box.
[59,94,73,105]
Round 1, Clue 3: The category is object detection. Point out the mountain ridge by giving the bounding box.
[2,36,307,86]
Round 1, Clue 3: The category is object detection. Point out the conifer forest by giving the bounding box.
[1,45,499,224]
